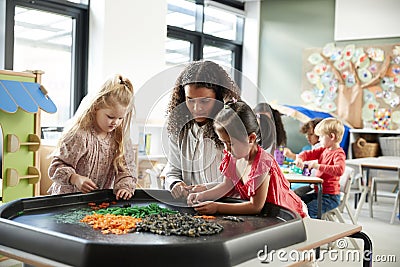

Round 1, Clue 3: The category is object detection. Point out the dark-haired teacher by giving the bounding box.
[164,60,241,199]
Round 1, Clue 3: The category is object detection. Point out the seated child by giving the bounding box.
[187,100,308,218]
[294,118,346,219]
[284,118,323,160]
[284,118,323,195]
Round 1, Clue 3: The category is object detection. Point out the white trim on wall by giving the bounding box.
[335,0,400,41]
[242,0,261,107]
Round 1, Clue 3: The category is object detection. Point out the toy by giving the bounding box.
[302,164,312,176]
[290,164,303,174]
[274,146,285,165]
[0,70,57,202]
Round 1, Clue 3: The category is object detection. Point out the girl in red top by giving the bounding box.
[187,100,307,218]
[295,118,346,218]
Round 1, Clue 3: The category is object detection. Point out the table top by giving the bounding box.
[346,156,400,170]
[295,218,361,251]
[284,173,323,184]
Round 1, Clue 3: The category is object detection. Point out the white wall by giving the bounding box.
[88,0,167,93]
[335,0,400,41]
[242,1,260,107]
[88,0,168,152]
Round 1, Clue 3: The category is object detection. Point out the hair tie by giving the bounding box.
[119,76,125,85]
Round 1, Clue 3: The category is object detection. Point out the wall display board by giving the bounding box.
[302,43,400,129]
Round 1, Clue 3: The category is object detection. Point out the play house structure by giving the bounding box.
[0,70,57,203]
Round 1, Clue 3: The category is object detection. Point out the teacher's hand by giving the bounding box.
[190,184,207,193]
[171,181,190,199]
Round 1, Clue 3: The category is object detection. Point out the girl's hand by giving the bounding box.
[71,174,98,193]
[115,189,132,200]
[193,201,218,214]
[171,181,190,199]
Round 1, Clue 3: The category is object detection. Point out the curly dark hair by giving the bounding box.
[166,61,241,148]
[300,118,323,134]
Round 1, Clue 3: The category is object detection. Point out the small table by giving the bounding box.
[285,173,324,219]
[345,156,400,223]
[237,218,372,267]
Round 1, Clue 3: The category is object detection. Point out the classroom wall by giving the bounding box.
[258,0,400,153]
[88,0,169,149]
[88,0,167,94]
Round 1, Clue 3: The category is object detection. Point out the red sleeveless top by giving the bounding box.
[220,146,306,218]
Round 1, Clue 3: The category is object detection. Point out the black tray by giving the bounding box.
[0,189,306,267]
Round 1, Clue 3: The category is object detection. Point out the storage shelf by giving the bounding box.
[349,128,400,159]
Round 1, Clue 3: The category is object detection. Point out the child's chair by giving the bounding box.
[322,166,359,250]
[369,168,400,224]
[322,166,357,223]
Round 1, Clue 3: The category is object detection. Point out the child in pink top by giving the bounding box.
[187,100,307,218]
[295,118,346,218]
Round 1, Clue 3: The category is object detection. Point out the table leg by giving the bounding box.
[354,192,360,209]
[349,231,373,267]
[315,183,323,259]
[317,183,322,219]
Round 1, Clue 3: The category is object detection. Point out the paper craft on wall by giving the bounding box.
[302,43,400,130]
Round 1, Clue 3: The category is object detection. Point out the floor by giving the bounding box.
[318,194,399,267]
[0,194,398,267]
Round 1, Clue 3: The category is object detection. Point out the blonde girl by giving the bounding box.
[187,100,307,217]
[48,74,136,200]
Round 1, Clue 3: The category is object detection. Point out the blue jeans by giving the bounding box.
[301,193,340,219]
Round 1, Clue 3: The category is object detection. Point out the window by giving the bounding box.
[166,0,244,71]
[165,37,192,64]
[3,0,89,129]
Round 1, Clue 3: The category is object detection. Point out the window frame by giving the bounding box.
[4,0,89,115]
[167,0,243,72]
